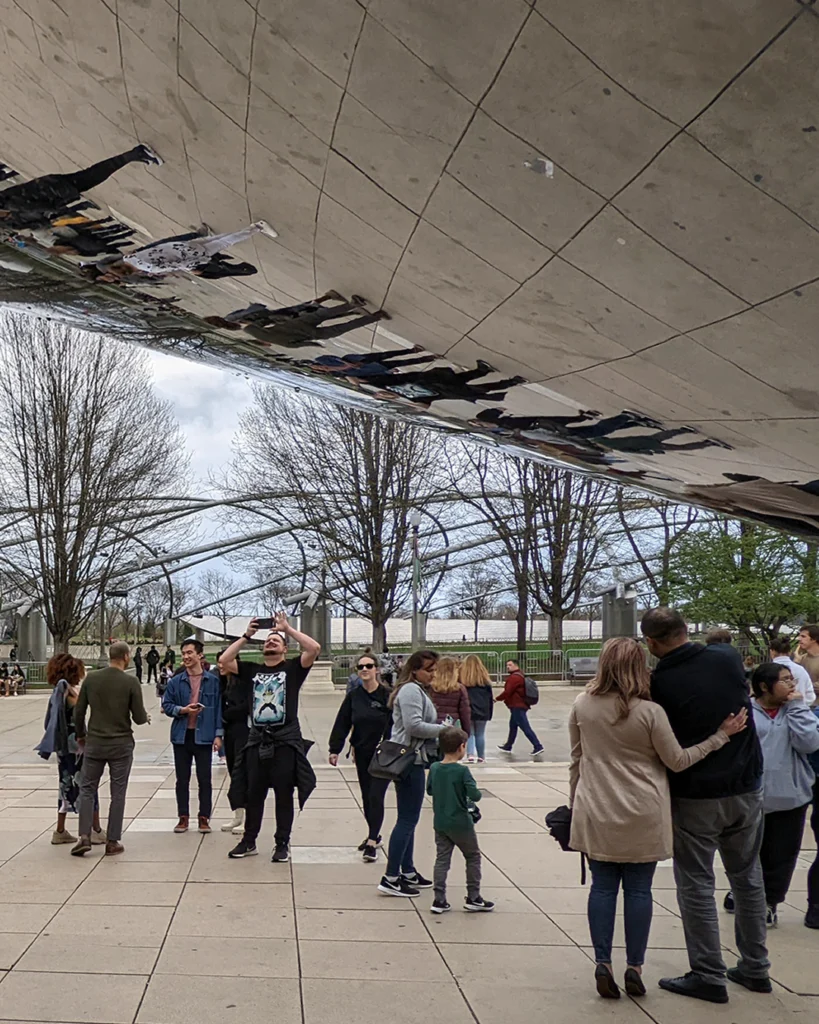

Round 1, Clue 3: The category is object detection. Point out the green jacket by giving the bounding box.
[426,760,481,834]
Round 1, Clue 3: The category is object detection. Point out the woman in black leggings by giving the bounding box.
[328,656,391,862]
[219,654,251,835]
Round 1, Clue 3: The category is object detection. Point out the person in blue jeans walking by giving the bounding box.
[496,660,544,756]
[568,638,747,1000]
[460,655,493,762]
[377,651,444,898]
[162,639,223,835]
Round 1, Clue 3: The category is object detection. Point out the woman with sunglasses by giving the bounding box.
[328,657,391,861]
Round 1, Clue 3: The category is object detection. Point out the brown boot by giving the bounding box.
[173,815,189,833]
[105,840,125,856]
[198,815,211,834]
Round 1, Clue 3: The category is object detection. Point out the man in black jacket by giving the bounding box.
[641,608,769,1003]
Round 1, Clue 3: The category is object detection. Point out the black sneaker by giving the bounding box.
[532,745,545,756]
[497,744,512,752]
[766,905,778,928]
[358,835,382,851]
[271,843,290,863]
[136,143,163,166]
[806,903,819,929]
[431,899,451,914]
[464,895,495,912]
[378,875,419,898]
[658,973,728,1004]
[402,871,432,889]
[727,968,772,994]
[723,890,735,913]
[362,845,378,863]
[228,839,257,859]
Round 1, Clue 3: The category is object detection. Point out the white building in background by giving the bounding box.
[181,615,603,647]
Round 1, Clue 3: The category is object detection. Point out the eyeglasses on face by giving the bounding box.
[357,663,376,670]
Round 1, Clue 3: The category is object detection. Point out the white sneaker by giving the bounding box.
[254,219,279,239]
[90,828,108,845]
[137,144,163,166]
[51,829,77,845]
[221,809,245,833]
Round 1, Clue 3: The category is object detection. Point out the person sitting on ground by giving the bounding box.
[10,663,25,695]
[328,655,391,862]
[428,656,472,736]
[722,664,819,929]
[427,726,493,914]
[569,637,748,1000]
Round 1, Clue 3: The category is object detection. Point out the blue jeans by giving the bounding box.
[385,763,426,877]
[467,720,487,760]
[504,707,541,750]
[588,859,657,966]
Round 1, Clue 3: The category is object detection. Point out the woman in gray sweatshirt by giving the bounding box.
[377,650,443,899]
[748,663,819,927]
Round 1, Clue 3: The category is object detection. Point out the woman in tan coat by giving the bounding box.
[569,637,747,1000]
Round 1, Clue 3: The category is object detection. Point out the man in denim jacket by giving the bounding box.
[162,638,223,834]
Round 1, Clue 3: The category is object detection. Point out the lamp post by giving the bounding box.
[410,511,422,649]
[99,588,128,658]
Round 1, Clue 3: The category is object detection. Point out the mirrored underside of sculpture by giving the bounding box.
[1,0,818,536]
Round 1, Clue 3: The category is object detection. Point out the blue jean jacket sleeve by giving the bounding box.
[161,675,183,718]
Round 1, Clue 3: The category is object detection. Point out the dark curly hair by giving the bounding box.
[45,653,85,688]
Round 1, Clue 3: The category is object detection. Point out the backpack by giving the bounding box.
[523,675,539,706]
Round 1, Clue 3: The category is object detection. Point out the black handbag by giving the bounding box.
[545,804,587,884]
[368,738,418,781]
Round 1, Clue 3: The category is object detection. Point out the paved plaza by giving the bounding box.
[0,685,813,1023]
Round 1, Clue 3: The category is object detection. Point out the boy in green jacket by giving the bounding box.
[426,726,494,914]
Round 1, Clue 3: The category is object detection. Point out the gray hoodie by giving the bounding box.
[752,698,819,812]
[391,681,443,763]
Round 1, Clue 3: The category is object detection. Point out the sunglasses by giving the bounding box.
[357,663,376,670]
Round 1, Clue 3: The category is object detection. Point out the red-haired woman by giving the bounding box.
[37,654,105,846]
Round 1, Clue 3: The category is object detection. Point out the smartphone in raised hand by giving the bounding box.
[255,617,275,630]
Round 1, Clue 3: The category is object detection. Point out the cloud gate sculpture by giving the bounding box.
[2,0,819,535]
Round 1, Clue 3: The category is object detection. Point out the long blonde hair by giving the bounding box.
[460,654,491,688]
[430,656,461,693]
[587,637,651,720]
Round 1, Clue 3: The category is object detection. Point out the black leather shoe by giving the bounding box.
[727,968,772,994]
[624,968,646,996]
[658,974,728,1004]
[595,964,620,999]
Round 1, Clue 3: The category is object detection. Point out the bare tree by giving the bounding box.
[223,389,451,650]
[198,569,243,639]
[449,563,502,642]
[0,316,188,651]
[615,492,702,604]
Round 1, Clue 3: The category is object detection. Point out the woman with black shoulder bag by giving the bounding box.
[375,650,443,898]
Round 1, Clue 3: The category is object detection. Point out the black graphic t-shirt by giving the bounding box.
[237,656,310,728]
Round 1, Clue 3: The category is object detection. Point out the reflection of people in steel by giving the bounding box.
[304,346,435,377]
[25,217,137,258]
[0,163,18,182]
[360,360,525,407]
[476,408,730,455]
[205,294,390,344]
[0,145,162,229]
[119,221,277,276]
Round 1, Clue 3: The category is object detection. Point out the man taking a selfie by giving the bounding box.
[219,612,320,863]
[162,638,223,834]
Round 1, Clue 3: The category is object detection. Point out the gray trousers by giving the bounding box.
[434,829,481,901]
[672,791,770,986]
[78,744,134,843]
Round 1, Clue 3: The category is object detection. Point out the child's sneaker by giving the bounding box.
[464,895,495,912]
[431,899,451,914]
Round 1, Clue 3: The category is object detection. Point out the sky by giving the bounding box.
[146,349,256,586]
